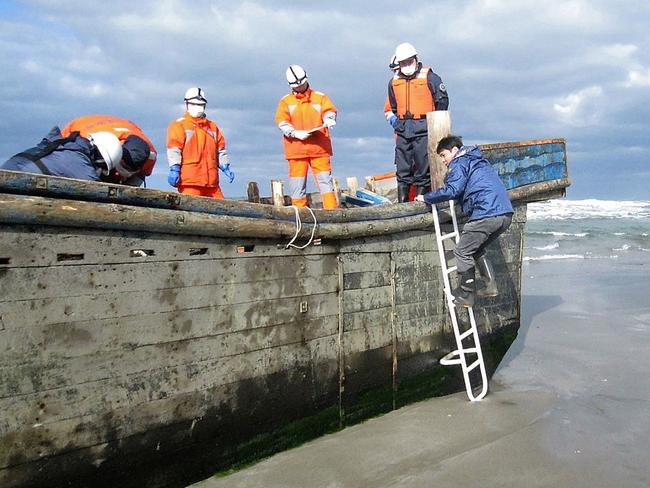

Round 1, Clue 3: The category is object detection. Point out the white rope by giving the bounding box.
[285,205,318,249]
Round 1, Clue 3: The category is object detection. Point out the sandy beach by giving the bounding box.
[191,255,650,487]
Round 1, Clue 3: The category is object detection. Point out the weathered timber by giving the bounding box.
[0,194,426,240]
[346,177,359,195]
[426,110,452,190]
[246,181,260,203]
[0,194,451,240]
[271,179,285,207]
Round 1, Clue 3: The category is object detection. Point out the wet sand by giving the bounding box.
[191,257,650,488]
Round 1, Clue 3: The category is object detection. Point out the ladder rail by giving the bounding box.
[432,201,489,402]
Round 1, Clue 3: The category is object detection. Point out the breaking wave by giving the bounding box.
[533,242,560,251]
[527,199,650,220]
[524,254,586,261]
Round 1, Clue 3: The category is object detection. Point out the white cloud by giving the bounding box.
[625,69,650,87]
[553,86,604,126]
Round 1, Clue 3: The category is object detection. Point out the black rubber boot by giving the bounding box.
[476,255,498,297]
[415,186,429,197]
[453,267,475,308]
[397,183,410,203]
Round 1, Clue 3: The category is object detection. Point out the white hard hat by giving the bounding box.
[286,65,308,88]
[389,54,399,71]
[394,42,417,62]
[184,87,207,104]
[88,132,122,171]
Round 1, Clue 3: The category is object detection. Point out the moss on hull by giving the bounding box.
[212,322,518,480]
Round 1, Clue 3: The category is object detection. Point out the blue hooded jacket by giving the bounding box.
[422,145,513,221]
[1,127,100,181]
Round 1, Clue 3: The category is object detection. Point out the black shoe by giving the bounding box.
[453,288,475,308]
[453,268,476,308]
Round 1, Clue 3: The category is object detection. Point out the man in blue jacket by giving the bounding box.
[416,135,513,307]
[1,126,122,181]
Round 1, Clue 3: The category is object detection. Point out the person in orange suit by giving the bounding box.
[61,115,156,187]
[275,65,338,209]
[166,87,234,198]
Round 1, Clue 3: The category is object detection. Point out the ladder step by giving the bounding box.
[446,266,457,274]
[459,329,474,340]
[441,232,458,241]
[439,350,462,366]
[467,359,482,372]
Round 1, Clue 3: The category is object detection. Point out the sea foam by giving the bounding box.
[527,199,650,220]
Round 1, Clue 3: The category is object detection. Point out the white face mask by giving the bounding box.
[400,63,416,77]
[187,103,206,118]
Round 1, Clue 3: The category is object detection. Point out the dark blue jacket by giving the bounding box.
[423,145,513,221]
[1,127,100,181]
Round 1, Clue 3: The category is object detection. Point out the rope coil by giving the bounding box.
[286,205,318,249]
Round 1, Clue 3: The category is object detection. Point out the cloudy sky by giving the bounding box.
[1,0,648,200]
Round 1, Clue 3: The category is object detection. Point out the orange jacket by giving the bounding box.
[61,115,157,176]
[167,113,226,187]
[389,66,435,119]
[275,88,336,159]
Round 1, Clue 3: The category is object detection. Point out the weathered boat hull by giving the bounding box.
[0,208,524,488]
[0,138,567,487]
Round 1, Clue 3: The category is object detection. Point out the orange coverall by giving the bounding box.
[275,88,338,209]
[166,113,227,198]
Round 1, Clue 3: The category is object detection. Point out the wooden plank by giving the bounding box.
[246,181,260,203]
[346,177,358,195]
[394,301,445,323]
[0,292,339,359]
[394,279,442,305]
[342,325,393,355]
[395,315,448,341]
[0,254,338,302]
[0,194,438,241]
[0,315,340,398]
[426,110,452,190]
[0,340,319,431]
[340,232,437,254]
[341,251,390,273]
[0,275,340,328]
[331,177,341,207]
[0,334,340,469]
[0,226,339,268]
[343,307,393,333]
[0,192,537,243]
[271,180,285,207]
[393,251,441,284]
[343,270,390,290]
[342,286,392,314]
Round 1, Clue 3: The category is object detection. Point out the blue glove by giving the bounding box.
[219,162,235,183]
[167,164,180,187]
[389,114,398,128]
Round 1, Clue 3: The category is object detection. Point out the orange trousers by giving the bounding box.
[288,156,338,209]
[178,184,224,199]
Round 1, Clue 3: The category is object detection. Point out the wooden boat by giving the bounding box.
[0,138,569,488]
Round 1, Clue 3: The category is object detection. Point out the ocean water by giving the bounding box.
[524,199,650,263]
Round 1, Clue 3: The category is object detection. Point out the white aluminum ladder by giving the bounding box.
[431,200,488,401]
